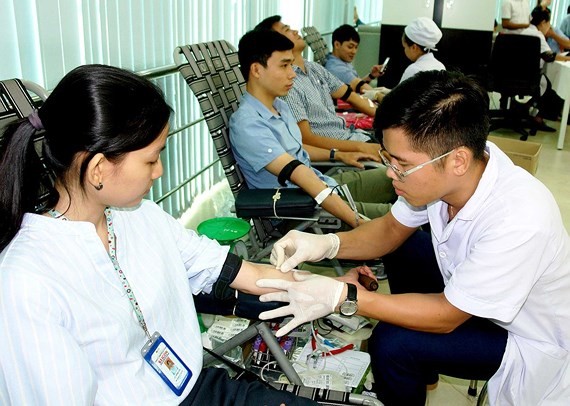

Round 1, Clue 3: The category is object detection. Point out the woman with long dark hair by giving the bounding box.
[0,64,328,405]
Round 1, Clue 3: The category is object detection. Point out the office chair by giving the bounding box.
[302,26,329,66]
[488,33,542,141]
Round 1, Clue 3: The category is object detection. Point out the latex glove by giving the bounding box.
[362,89,380,102]
[375,86,391,95]
[270,230,340,273]
[257,271,345,337]
[362,89,385,103]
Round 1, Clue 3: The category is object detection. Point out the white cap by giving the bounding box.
[404,17,442,51]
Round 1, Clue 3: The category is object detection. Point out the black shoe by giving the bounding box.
[536,122,557,132]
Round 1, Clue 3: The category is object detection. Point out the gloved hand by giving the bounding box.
[270,230,340,273]
[362,89,380,102]
[376,86,391,95]
[257,271,345,337]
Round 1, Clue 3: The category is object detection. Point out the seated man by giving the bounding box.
[561,5,570,38]
[254,15,382,158]
[229,30,396,226]
[324,24,386,100]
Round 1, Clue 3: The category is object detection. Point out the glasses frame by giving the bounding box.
[379,148,455,182]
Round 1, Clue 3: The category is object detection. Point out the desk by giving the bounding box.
[545,61,570,150]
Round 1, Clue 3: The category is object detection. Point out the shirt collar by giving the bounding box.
[451,142,498,221]
[241,91,288,120]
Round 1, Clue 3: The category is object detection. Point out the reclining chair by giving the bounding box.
[173,40,348,269]
[488,33,542,141]
[173,41,382,406]
[302,26,329,66]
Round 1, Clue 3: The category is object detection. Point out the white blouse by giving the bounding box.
[0,200,229,405]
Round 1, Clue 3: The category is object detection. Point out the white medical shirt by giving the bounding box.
[399,53,445,84]
[501,0,531,34]
[391,142,570,405]
[0,200,229,405]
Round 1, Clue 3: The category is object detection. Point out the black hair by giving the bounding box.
[375,70,489,162]
[0,64,172,251]
[254,15,282,32]
[332,24,360,46]
[568,5,570,14]
[402,33,417,48]
[238,30,295,81]
[531,6,551,26]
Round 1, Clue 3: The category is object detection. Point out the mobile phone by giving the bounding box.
[380,57,390,72]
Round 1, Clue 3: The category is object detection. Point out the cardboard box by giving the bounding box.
[488,135,542,175]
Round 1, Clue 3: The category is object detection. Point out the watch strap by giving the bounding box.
[329,148,338,162]
[346,283,357,301]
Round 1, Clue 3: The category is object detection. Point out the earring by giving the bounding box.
[94,182,103,191]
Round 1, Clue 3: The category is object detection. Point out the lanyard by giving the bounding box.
[48,207,152,340]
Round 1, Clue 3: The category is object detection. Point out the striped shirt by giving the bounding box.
[283,60,371,142]
[0,200,228,405]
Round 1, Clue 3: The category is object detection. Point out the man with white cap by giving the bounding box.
[400,17,445,84]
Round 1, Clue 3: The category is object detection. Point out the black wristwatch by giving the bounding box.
[339,283,358,316]
[329,148,338,162]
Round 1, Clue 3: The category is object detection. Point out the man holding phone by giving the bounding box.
[324,24,389,101]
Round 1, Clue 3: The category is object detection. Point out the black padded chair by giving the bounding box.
[302,26,329,66]
[488,33,542,141]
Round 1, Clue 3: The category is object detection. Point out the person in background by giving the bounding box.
[0,64,321,405]
[561,5,570,38]
[230,30,396,226]
[353,6,365,27]
[399,17,445,84]
[501,0,531,33]
[537,0,570,53]
[254,15,382,157]
[521,6,570,128]
[324,24,387,101]
[258,70,570,406]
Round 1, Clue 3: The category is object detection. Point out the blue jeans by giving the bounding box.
[368,230,507,406]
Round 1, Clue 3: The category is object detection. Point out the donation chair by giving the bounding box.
[302,26,329,66]
[488,33,542,141]
[173,40,349,271]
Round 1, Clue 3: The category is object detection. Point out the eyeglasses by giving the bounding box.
[378,147,455,182]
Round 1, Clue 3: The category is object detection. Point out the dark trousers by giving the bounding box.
[368,230,508,406]
[180,367,317,406]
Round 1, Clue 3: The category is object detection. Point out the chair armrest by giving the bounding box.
[312,160,382,170]
[235,188,316,218]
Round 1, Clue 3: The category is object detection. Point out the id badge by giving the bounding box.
[141,331,192,396]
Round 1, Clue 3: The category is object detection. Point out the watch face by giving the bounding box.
[340,300,358,316]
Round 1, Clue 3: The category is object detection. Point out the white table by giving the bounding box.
[545,60,570,150]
